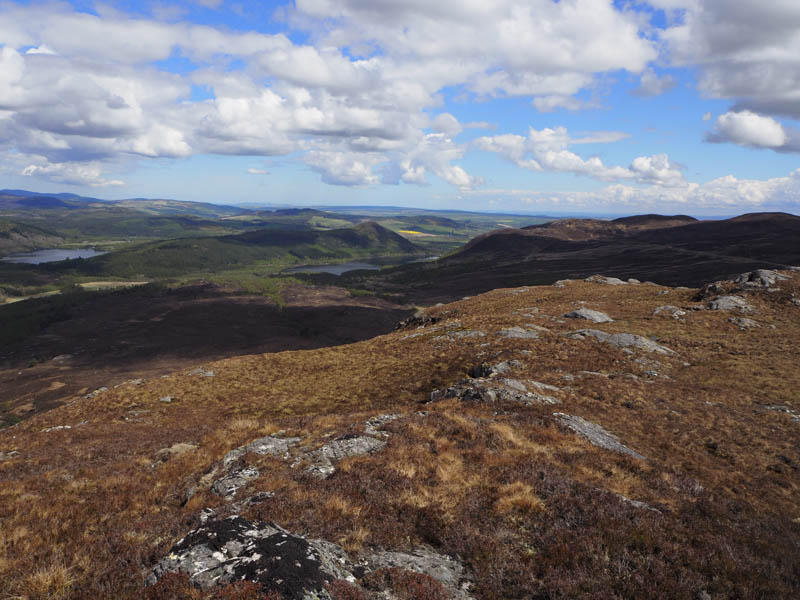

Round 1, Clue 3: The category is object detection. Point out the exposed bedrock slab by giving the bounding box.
[305,435,388,479]
[554,413,645,460]
[585,275,627,285]
[563,307,614,323]
[367,549,473,599]
[497,326,540,339]
[223,435,302,468]
[430,378,559,406]
[211,467,260,498]
[566,328,675,355]
[709,295,754,313]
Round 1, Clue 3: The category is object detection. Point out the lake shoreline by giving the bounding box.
[1,247,107,264]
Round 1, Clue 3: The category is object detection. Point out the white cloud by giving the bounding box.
[475,126,683,185]
[290,0,656,107]
[659,0,800,119]
[431,113,462,137]
[247,168,269,175]
[18,156,124,187]
[464,168,800,213]
[305,150,381,186]
[631,69,676,97]
[6,0,796,199]
[707,110,800,152]
[25,45,55,55]
[702,112,712,121]
[629,154,685,186]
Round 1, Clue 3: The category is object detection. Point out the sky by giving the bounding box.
[1,1,799,215]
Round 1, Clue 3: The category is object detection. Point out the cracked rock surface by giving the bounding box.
[563,307,614,323]
[555,413,645,460]
[567,329,675,355]
[709,295,754,313]
[148,516,475,599]
[304,435,387,479]
[147,516,351,597]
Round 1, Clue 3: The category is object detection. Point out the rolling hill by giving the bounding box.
[56,221,425,279]
[354,213,800,302]
[0,219,64,256]
[1,267,798,599]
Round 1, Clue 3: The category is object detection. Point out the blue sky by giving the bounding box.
[1,0,799,215]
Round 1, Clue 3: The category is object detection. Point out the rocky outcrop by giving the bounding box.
[212,467,261,498]
[303,435,387,479]
[585,275,627,285]
[554,413,645,460]
[709,295,754,313]
[223,435,302,468]
[147,517,352,597]
[155,442,198,463]
[563,308,614,323]
[396,310,441,330]
[653,305,687,319]
[567,329,675,355]
[734,269,787,288]
[468,360,521,379]
[430,377,559,406]
[148,516,474,599]
[497,326,540,339]
[729,317,760,330]
[366,549,473,599]
[188,367,215,377]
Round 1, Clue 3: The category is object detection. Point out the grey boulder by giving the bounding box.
[567,329,675,355]
[563,308,614,323]
[709,295,754,313]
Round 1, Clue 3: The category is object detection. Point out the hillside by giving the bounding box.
[0,219,64,256]
[355,213,800,302]
[1,268,798,599]
[47,221,424,279]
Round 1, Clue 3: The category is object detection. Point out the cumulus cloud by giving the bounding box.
[659,0,800,119]
[18,156,124,187]
[475,126,684,185]
[465,168,800,213]
[305,150,381,187]
[708,111,787,148]
[6,0,795,200]
[0,1,495,189]
[707,110,800,152]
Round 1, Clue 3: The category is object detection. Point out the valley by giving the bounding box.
[1,190,799,600]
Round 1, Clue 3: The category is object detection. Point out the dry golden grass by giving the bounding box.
[1,273,799,598]
[11,557,75,600]
[494,482,545,515]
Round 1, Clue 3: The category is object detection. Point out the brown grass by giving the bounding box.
[1,274,799,598]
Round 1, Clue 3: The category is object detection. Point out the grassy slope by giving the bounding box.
[1,273,798,598]
[54,221,424,279]
[0,219,64,256]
